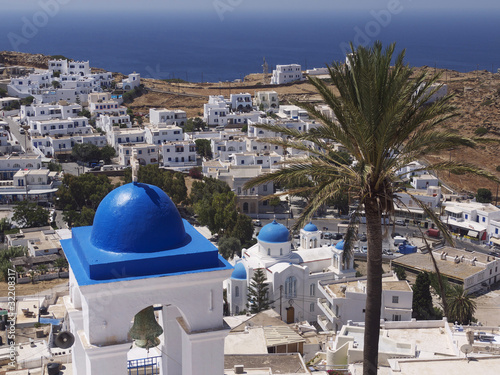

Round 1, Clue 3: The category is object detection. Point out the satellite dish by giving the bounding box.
[54,331,75,349]
[460,344,473,355]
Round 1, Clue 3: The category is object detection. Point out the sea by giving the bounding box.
[1,8,500,82]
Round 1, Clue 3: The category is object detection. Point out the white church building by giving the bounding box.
[227,221,356,323]
[61,182,233,375]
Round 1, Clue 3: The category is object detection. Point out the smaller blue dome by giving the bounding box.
[258,220,289,243]
[335,240,345,250]
[231,262,247,280]
[304,222,318,232]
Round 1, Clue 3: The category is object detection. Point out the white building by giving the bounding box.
[95,114,132,133]
[89,98,127,117]
[48,59,90,76]
[61,182,232,375]
[6,227,62,257]
[0,154,44,180]
[442,201,500,242]
[317,274,413,332]
[0,169,60,203]
[118,143,159,166]
[29,117,93,137]
[229,93,253,112]
[32,133,107,158]
[161,141,197,169]
[393,246,500,292]
[149,108,187,127]
[227,221,355,322]
[254,91,279,112]
[106,128,146,151]
[271,64,303,85]
[277,105,309,121]
[203,95,230,126]
[20,102,82,125]
[228,152,282,170]
[0,97,20,109]
[410,174,439,190]
[144,124,184,145]
[121,72,141,90]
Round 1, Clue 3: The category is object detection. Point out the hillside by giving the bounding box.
[1,51,499,198]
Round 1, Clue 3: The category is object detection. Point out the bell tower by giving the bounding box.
[62,182,233,375]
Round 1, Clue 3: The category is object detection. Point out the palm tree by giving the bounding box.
[447,285,477,325]
[244,42,498,374]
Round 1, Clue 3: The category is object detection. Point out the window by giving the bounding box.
[310,284,315,296]
[235,286,239,297]
[280,248,283,255]
[310,303,315,312]
[465,214,468,219]
[482,217,486,222]
[263,184,267,192]
[392,296,399,304]
[285,276,297,298]
[392,314,402,321]
[267,248,270,256]
[235,305,239,314]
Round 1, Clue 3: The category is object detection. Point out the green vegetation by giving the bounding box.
[393,266,407,281]
[123,164,187,205]
[12,201,50,228]
[480,98,493,106]
[0,246,27,281]
[78,109,92,118]
[185,117,206,132]
[247,268,271,313]
[218,236,241,260]
[56,173,115,227]
[71,143,115,164]
[476,188,492,203]
[20,96,34,106]
[190,177,254,246]
[122,85,145,104]
[0,88,7,97]
[194,139,212,159]
[474,126,488,136]
[412,272,435,320]
[244,42,498,374]
[161,78,188,83]
[447,285,477,325]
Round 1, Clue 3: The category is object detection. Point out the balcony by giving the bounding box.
[318,298,335,322]
[317,314,333,331]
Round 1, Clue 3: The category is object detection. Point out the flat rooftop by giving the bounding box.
[390,356,500,374]
[224,354,308,374]
[325,275,410,298]
[392,248,491,282]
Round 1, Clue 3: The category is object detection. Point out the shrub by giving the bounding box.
[474,127,488,136]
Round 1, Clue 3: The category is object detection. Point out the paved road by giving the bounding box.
[2,116,32,153]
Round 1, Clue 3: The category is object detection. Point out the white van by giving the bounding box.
[393,236,407,246]
[101,165,114,171]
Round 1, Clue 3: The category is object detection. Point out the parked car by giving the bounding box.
[395,219,406,226]
[359,233,367,242]
[383,249,393,256]
[362,246,368,253]
[332,233,343,240]
[252,219,262,227]
[391,232,402,238]
[323,232,332,240]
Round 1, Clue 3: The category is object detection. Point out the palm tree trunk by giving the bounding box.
[363,197,383,375]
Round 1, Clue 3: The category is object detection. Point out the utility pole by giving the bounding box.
[279,285,283,317]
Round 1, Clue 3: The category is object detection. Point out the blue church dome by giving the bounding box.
[303,222,318,232]
[231,262,247,280]
[90,182,187,253]
[258,220,289,243]
[335,240,345,250]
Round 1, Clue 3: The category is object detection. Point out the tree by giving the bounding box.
[53,257,68,277]
[412,272,435,320]
[12,201,50,228]
[51,80,60,89]
[20,96,34,105]
[230,213,255,248]
[100,145,116,164]
[195,139,212,160]
[185,117,206,132]
[447,285,477,325]
[243,42,498,374]
[218,236,241,260]
[393,266,406,281]
[72,143,101,163]
[78,109,92,119]
[269,196,281,213]
[476,188,492,203]
[247,268,271,313]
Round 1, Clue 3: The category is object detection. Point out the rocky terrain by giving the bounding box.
[1,51,499,198]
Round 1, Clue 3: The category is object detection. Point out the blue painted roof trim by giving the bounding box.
[62,219,233,286]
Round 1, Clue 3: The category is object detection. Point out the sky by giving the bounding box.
[5,0,500,14]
